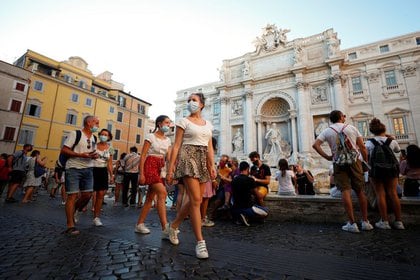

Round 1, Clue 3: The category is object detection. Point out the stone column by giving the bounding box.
[243,90,254,154]
[329,73,346,112]
[289,109,298,154]
[256,117,263,154]
[296,81,311,154]
[220,96,229,155]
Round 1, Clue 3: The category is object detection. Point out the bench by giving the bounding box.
[264,194,420,225]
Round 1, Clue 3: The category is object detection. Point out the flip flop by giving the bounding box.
[63,227,80,236]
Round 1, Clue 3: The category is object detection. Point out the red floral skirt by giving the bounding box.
[144,156,165,185]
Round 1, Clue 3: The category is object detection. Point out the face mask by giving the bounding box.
[160,125,170,133]
[99,135,108,142]
[187,101,200,113]
[90,126,99,133]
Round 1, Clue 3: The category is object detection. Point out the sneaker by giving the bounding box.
[393,221,405,230]
[74,211,81,224]
[239,214,250,227]
[195,240,209,259]
[375,219,391,230]
[341,222,360,233]
[61,201,66,205]
[168,224,179,245]
[202,217,215,227]
[252,205,269,217]
[134,223,150,234]
[93,217,103,227]
[162,223,170,240]
[361,220,374,231]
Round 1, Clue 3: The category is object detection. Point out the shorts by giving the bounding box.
[203,181,215,198]
[115,173,124,184]
[9,170,26,184]
[174,145,210,183]
[93,167,109,191]
[333,161,364,192]
[144,155,165,185]
[65,168,93,194]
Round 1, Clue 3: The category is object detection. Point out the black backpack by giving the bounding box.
[368,138,400,178]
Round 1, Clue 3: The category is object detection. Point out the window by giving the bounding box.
[15,82,25,92]
[379,45,389,53]
[384,70,397,86]
[416,37,420,45]
[348,52,357,60]
[34,81,43,91]
[213,102,221,114]
[66,113,78,125]
[26,104,41,117]
[118,96,126,107]
[18,129,34,145]
[357,121,369,137]
[117,112,123,122]
[393,117,407,136]
[90,86,96,93]
[136,134,141,144]
[115,129,121,140]
[137,118,142,128]
[3,127,16,141]
[113,149,119,160]
[10,100,22,112]
[137,104,145,114]
[107,122,113,132]
[85,98,92,107]
[109,106,115,113]
[71,93,79,103]
[64,75,73,83]
[351,76,363,94]
[78,80,87,89]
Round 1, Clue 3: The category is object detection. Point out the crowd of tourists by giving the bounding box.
[2,100,420,259]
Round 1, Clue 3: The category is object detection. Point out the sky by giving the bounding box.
[1,0,419,121]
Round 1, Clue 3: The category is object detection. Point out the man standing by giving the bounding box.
[122,146,140,207]
[312,110,373,233]
[62,115,99,235]
[5,144,33,203]
[248,151,271,206]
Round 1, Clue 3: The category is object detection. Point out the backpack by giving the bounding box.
[330,125,358,166]
[368,138,400,178]
[34,159,46,178]
[57,130,82,169]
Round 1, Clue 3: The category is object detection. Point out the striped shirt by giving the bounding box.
[123,152,140,173]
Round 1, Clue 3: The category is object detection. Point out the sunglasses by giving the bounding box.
[87,139,91,149]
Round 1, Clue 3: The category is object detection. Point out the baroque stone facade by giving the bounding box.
[175,25,420,172]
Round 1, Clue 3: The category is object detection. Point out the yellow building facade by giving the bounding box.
[14,50,151,168]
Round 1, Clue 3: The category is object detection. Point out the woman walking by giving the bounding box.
[22,150,46,203]
[166,93,216,259]
[92,129,114,226]
[135,115,172,235]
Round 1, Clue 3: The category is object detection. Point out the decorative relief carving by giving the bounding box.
[311,86,328,105]
[401,65,416,77]
[231,99,243,116]
[242,61,250,78]
[296,81,309,90]
[366,72,380,83]
[221,97,229,104]
[253,24,290,52]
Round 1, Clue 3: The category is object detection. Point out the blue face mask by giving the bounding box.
[160,126,170,133]
[187,101,200,113]
[99,135,108,142]
[90,126,99,133]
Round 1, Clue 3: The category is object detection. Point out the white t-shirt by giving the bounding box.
[93,145,114,168]
[365,136,400,157]
[275,170,296,195]
[316,123,361,159]
[145,133,171,156]
[64,130,96,169]
[176,118,213,146]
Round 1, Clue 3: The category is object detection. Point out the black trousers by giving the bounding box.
[122,172,139,205]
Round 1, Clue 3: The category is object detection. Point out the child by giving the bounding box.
[275,159,297,196]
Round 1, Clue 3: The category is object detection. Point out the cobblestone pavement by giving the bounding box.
[1,190,420,279]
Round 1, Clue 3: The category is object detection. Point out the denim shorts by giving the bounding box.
[65,168,93,194]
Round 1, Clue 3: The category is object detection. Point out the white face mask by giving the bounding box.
[187,101,200,113]
[99,135,108,142]
[160,125,170,133]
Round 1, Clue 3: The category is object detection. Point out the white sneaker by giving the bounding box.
[134,223,151,234]
[375,220,391,230]
[74,211,80,224]
[162,223,170,239]
[168,224,179,245]
[342,222,360,233]
[361,220,374,231]
[393,221,405,230]
[202,217,215,227]
[93,217,103,227]
[195,240,209,259]
[239,214,250,227]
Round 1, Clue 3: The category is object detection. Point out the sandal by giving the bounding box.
[63,227,80,236]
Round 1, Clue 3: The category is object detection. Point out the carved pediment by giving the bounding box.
[384,107,410,115]
[351,112,374,120]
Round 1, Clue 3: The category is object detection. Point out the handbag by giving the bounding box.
[34,159,46,178]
